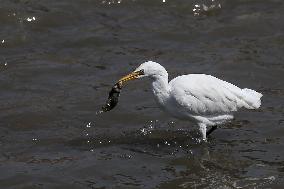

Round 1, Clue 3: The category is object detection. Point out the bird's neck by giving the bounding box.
[151,75,170,107]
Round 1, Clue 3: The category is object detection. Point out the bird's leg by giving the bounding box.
[198,123,207,141]
[206,125,218,136]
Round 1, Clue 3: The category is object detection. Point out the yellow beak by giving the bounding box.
[118,70,144,84]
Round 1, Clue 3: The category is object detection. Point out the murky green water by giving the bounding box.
[0,0,284,188]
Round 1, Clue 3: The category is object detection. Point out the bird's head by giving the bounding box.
[118,61,167,84]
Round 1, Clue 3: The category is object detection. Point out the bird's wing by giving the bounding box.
[169,74,244,115]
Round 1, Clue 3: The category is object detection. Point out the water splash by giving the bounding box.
[84,122,93,146]
[101,0,123,5]
[193,0,222,16]
[86,122,92,128]
[140,120,159,135]
[164,141,171,146]
[95,110,104,115]
[26,16,36,22]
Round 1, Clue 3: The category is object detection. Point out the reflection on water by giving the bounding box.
[0,0,284,188]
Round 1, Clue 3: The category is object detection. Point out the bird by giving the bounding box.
[117,61,263,141]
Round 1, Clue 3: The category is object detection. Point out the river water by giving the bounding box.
[0,0,284,188]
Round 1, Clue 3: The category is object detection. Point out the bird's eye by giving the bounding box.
[138,69,144,75]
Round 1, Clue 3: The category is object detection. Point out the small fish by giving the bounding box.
[101,82,123,112]
[101,69,142,112]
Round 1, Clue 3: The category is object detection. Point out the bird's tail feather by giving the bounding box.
[242,88,263,109]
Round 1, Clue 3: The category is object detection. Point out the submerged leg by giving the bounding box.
[206,125,217,136]
[198,123,207,141]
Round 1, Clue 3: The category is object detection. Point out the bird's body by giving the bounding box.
[118,61,263,140]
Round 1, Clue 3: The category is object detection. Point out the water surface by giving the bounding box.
[0,0,284,188]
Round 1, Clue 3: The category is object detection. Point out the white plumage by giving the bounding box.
[121,61,263,140]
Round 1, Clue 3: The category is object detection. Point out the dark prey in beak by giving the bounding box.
[101,82,122,112]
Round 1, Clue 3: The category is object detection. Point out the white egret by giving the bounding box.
[118,61,263,140]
